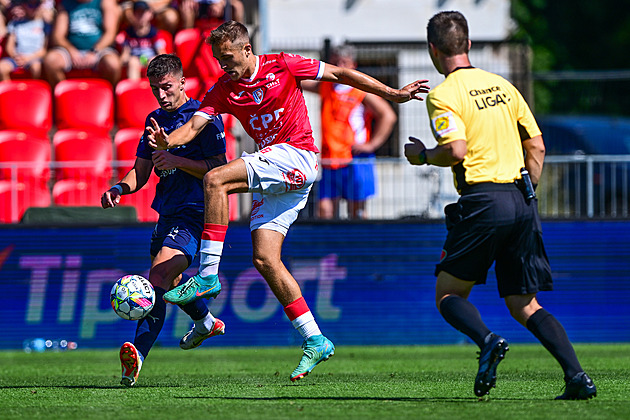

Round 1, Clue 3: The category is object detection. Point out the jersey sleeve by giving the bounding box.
[198,115,227,157]
[135,115,154,159]
[512,86,542,141]
[426,91,466,146]
[195,83,227,119]
[281,52,325,82]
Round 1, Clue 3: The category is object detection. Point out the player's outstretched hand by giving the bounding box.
[395,80,430,103]
[101,189,121,208]
[147,117,169,150]
[404,136,427,165]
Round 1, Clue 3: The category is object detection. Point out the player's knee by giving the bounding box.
[203,170,225,192]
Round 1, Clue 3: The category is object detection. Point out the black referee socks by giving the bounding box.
[439,295,491,348]
[526,308,583,380]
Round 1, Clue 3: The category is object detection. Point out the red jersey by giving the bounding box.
[195,52,324,152]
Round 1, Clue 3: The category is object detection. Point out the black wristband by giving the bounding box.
[418,149,427,165]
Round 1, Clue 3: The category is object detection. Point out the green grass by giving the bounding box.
[0,344,627,419]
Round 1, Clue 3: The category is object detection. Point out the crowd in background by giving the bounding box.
[0,0,244,84]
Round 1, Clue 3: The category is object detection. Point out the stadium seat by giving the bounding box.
[114,127,143,178]
[52,178,111,207]
[54,79,114,133]
[0,80,52,136]
[116,174,159,222]
[115,79,157,129]
[174,28,222,86]
[0,131,51,186]
[0,179,51,223]
[52,129,113,184]
[184,76,203,101]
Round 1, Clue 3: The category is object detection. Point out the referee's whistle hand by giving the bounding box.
[405,137,426,165]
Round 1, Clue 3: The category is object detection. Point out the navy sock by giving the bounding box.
[177,273,209,321]
[439,295,492,348]
[526,308,583,380]
[133,286,167,360]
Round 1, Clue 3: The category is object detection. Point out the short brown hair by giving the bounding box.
[427,11,469,56]
[207,20,250,48]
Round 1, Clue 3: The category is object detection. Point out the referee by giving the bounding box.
[405,11,596,400]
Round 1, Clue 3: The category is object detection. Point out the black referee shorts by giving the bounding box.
[435,183,553,298]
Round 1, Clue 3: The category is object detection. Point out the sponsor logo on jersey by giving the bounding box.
[432,111,457,137]
[266,73,275,81]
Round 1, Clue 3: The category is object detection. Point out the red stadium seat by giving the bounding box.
[112,128,158,222]
[174,29,222,84]
[52,129,112,183]
[114,127,143,178]
[0,179,51,223]
[54,79,114,133]
[0,80,52,136]
[115,78,157,129]
[184,76,203,101]
[52,178,110,206]
[116,174,159,222]
[0,131,51,185]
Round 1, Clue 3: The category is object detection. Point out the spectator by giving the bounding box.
[0,0,51,81]
[121,0,178,34]
[179,0,243,30]
[117,0,167,79]
[303,45,397,219]
[43,0,121,88]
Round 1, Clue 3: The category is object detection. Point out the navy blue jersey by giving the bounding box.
[136,98,226,216]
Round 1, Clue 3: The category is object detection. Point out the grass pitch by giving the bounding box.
[0,344,627,419]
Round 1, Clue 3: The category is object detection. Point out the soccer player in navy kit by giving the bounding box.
[101,54,227,387]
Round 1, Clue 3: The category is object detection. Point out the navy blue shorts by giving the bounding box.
[150,211,204,266]
[318,159,376,201]
[435,183,553,298]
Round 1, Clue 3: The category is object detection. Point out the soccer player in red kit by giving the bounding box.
[148,20,429,381]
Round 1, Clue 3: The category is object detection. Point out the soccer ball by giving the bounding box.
[110,275,155,321]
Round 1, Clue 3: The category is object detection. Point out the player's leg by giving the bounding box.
[498,190,595,399]
[163,158,249,305]
[251,228,334,381]
[120,246,187,387]
[436,190,509,396]
[505,294,596,400]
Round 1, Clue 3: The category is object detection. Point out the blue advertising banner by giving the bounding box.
[0,220,628,350]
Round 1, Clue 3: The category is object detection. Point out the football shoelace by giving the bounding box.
[176,279,199,297]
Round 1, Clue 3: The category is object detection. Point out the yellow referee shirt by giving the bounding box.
[426,67,541,193]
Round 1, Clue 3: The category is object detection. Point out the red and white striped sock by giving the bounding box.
[284,297,321,340]
[199,223,227,277]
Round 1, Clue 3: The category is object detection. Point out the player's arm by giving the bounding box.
[353,93,397,154]
[522,135,545,185]
[404,137,467,167]
[320,63,429,103]
[152,151,227,179]
[147,114,211,149]
[300,80,320,94]
[101,157,153,208]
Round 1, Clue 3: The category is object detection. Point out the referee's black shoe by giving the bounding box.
[555,372,597,400]
[474,334,509,397]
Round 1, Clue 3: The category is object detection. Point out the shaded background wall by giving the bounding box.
[0,220,628,350]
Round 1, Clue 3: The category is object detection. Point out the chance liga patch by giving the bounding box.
[432,111,457,137]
